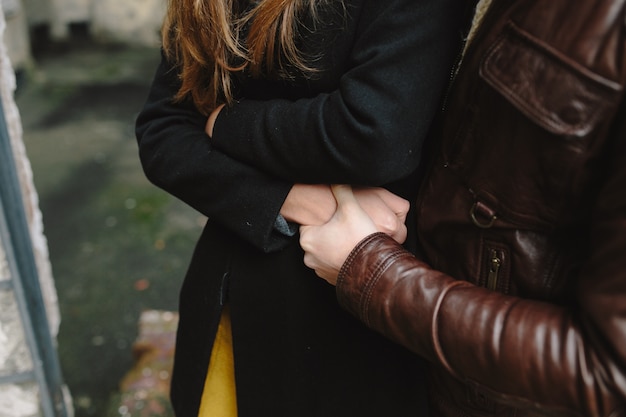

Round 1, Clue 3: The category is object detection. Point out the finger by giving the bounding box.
[330,184,358,206]
[302,251,316,270]
[299,225,314,251]
[391,223,408,244]
[386,196,409,217]
[302,253,336,285]
[374,189,409,217]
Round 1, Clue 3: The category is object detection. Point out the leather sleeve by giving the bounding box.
[334,2,626,415]
[337,183,626,417]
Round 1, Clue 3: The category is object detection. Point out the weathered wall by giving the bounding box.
[0,3,71,415]
[91,0,166,47]
[0,1,166,415]
[22,0,166,46]
[0,0,57,338]
[3,0,32,71]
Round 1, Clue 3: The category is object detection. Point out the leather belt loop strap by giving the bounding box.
[470,200,497,229]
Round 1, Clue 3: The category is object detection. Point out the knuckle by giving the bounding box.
[303,253,314,268]
[378,216,397,234]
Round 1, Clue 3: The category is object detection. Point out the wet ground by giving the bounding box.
[16,37,204,417]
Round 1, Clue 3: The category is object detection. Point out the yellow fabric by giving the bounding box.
[198,306,238,417]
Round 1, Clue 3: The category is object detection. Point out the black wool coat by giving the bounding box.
[136,0,469,416]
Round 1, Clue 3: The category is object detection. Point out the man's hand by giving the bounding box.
[283,184,409,244]
[353,187,409,244]
[300,185,380,284]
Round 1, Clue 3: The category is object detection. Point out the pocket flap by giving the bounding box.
[480,21,622,137]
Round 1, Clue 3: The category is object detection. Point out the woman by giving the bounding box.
[300,1,626,416]
[135,0,469,416]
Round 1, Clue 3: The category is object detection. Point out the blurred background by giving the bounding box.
[6,0,206,416]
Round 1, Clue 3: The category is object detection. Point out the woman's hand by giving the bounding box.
[299,185,380,285]
[281,184,338,226]
[206,104,225,138]
[282,184,409,242]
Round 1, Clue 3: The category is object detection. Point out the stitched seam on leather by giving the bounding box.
[481,21,621,136]
[361,249,409,327]
[482,33,582,135]
[337,232,385,289]
[506,21,621,90]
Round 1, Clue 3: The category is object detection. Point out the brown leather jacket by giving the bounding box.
[336,1,626,416]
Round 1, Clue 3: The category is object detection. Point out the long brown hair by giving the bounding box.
[163,0,325,115]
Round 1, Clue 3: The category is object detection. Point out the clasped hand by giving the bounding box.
[300,185,408,285]
[208,108,409,285]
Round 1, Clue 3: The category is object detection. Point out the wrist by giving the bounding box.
[281,184,336,225]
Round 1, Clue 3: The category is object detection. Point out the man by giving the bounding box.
[300,1,626,416]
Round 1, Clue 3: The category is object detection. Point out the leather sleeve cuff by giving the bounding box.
[336,232,411,326]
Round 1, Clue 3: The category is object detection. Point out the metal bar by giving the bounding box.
[0,184,57,417]
[0,371,36,386]
[0,97,69,417]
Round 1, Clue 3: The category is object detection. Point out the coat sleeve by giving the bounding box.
[336,129,626,417]
[135,52,294,253]
[210,0,465,185]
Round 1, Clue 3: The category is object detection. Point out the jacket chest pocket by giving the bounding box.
[441,20,623,229]
[481,20,622,138]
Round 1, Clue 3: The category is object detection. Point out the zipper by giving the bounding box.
[486,249,501,291]
[439,1,479,112]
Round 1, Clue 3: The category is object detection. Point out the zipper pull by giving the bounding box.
[487,250,501,291]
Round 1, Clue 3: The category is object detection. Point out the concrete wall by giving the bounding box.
[3,0,32,71]
[2,0,166,72]
[91,0,166,47]
[0,1,57,338]
[22,0,166,46]
[0,3,72,415]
